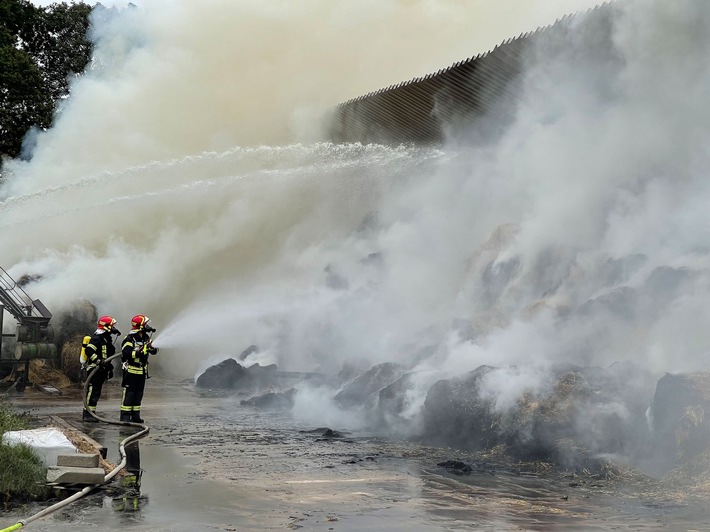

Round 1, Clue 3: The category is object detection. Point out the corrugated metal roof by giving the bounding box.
[330,2,613,145]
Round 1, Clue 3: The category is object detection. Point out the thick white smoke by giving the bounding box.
[417,0,710,427]
[1,0,601,377]
[3,0,710,446]
[4,0,602,195]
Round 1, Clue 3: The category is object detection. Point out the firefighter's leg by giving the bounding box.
[120,386,133,422]
[121,372,138,422]
[131,375,146,423]
[84,369,104,422]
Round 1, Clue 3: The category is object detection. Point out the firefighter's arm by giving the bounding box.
[85,342,99,364]
[121,338,134,360]
[142,341,159,355]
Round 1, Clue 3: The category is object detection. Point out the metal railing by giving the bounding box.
[0,267,51,325]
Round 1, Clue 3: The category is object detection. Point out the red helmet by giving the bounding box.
[131,314,151,330]
[97,315,117,331]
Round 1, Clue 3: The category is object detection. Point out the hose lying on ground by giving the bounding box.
[1,354,148,531]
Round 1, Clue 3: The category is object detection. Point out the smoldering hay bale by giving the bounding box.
[240,389,296,410]
[60,335,85,383]
[334,362,406,408]
[54,299,98,350]
[648,371,710,466]
[378,371,421,418]
[419,363,654,470]
[196,358,248,389]
[196,357,286,390]
[421,365,500,452]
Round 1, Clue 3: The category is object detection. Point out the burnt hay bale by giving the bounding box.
[649,371,710,467]
[334,362,406,409]
[195,358,247,389]
[60,334,85,383]
[54,300,98,353]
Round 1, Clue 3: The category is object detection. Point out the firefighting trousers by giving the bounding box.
[86,366,109,410]
[121,370,146,413]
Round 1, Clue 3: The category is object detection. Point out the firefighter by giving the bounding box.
[120,314,159,423]
[83,315,121,422]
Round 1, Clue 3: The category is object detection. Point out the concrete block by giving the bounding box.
[47,466,106,485]
[57,453,100,468]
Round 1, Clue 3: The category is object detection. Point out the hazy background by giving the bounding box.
[3,0,710,434]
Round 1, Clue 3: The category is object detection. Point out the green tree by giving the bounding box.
[0,0,93,165]
[0,25,55,160]
[30,2,93,101]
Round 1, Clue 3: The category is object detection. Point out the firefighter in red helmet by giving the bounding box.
[120,314,158,423]
[83,315,121,422]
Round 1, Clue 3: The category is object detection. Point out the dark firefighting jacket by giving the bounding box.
[84,330,116,369]
[121,330,155,376]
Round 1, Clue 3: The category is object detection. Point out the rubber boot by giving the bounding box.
[120,411,133,423]
[131,411,144,423]
[83,409,98,423]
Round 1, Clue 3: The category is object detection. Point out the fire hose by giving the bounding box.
[1,353,149,531]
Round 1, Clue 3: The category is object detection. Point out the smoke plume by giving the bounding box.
[2,1,709,462]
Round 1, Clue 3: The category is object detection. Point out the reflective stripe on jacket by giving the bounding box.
[121,330,151,375]
[85,331,115,368]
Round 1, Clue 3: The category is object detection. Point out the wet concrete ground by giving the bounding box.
[3,377,710,531]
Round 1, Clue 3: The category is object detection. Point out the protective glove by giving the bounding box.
[106,367,114,380]
[143,342,158,355]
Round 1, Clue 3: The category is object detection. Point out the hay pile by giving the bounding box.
[28,359,73,389]
[60,335,84,383]
[54,300,97,346]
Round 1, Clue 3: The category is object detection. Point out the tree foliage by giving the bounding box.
[0,0,93,164]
